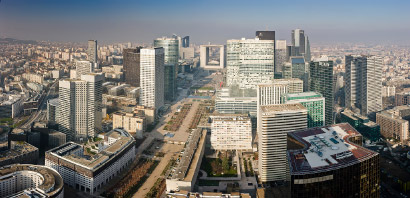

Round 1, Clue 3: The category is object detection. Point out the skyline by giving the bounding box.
[1,0,410,44]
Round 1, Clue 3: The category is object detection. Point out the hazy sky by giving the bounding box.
[1,0,410,45]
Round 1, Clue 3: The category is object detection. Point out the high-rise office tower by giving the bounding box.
[304,36,311,62]
[226,38,275,89]
[172,34,182,59]
[57,73,104,141]
[123,47,142,87]
[257,78,304,106]
[75,61,93,79]
[154,37,179,65]
[257,78,304,121]
[87,40,98,67]
[154,37,179,101]
[283,92,325,128]
[182,36,190,47]
[291,29,305,55]
[140,48,165,112]
[283,57,309,91]
[310,58,334,125]
[345,55,382,118]
[275,40,287,73]
[258,104,307,182]
[164,64,177,101]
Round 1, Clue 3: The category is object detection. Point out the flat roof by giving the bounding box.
[0,142,38,162]
[0,164,63,196]
[260,103,306,114]
[211,114,251,122]
[288,123,379,175]
[169,129,206,181]
[47,129,134,170]
[285,92,322,98]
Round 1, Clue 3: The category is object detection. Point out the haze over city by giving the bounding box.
[1,0,410,44]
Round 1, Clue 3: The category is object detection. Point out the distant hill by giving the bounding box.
[0,38,38,45]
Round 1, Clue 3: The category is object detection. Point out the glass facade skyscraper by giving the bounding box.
[154,37,179,101]
[283,92,325,128]
[310,59,334,125]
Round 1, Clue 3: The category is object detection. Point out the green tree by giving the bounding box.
[222,157,229,172]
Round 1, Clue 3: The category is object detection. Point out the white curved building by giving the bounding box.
[0,164,64,198]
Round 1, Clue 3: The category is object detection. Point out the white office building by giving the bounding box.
[257,78,304,113]
[140,48,165,111]
[45,129,135,195]
[226,38,275,89]
[257,104,307,182]
[75,61,94,79]
[57,73,104,141]
[0,164,64,198]
[210,114,252,151]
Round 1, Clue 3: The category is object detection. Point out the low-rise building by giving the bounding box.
[22,73,44,84]
[395,91,410,106]
[0,141,39,167]
[376,106,410,144]
[113,111,145,138]
[135,105,156,125]
[167,191,250,198]
[0,94,23,118]
[48,130,67,149]
[0,164,64,198]
[166,129,206,192]
[210,114,252,151]
[341,109,380,142]
[45,128,136,195]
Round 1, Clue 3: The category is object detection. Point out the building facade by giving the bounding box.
[257,104,307,182]
[45,129,136,195]
[310,59,334,125]
[345,55,382,117]
[154,37,179,65]
[287,123,380,198]
[341,109,380,142]
[57,74,104,141]
[291,29,305,55]
[113,112,145,139]
[0,164,64,198]
[140,48,165,112]
[275,40,287,73]
[154,37,179,101]
[200,45,225,70]
[376,107,410,144]
[47,98,58,123]
[164,64,178,101]
[87,40,97,66]
[75,61,93,79]
[0,141,39,167]
[226,38,275,89]
[210,114,252,151]
[123,48,141,87]
[283,92,325,128]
